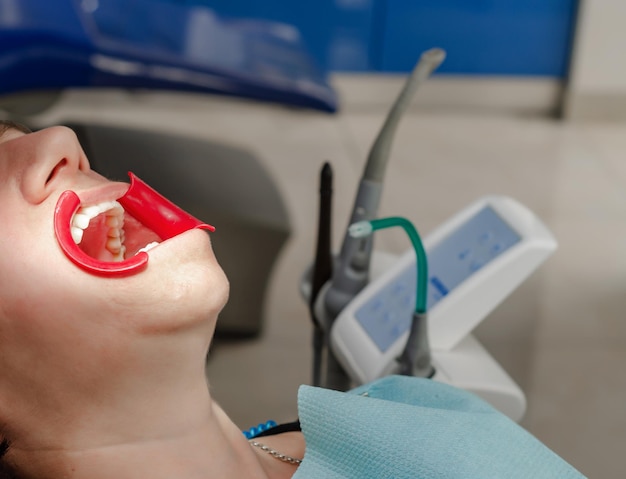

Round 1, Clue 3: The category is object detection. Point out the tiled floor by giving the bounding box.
[30,85,626,478]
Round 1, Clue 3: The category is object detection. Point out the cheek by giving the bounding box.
[0,256,98,335]
[0,267,89,374]
[0,208,107,330]
[0,199,60,273]
[0,261,137,395]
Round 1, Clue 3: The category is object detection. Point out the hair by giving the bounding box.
[0,120,32,136]
[0,439,20,479]
[0,120,32,478]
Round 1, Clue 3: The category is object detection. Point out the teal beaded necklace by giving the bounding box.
[242,420,277,439]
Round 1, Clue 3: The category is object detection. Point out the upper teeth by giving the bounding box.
[71,200,126,261]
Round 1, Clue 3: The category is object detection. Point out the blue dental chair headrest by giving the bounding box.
[0,0,338,112]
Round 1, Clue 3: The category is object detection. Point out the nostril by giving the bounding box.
[46,158,68,185]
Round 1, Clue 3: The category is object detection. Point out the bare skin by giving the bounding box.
[0,123,304,478]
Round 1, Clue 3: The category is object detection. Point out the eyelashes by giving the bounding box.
[0,438,9,459]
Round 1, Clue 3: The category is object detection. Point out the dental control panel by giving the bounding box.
[330,196,556,419]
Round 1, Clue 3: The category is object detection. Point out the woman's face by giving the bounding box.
[0,124,229,448]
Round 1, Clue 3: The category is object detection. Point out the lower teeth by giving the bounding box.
[137,242,160,254]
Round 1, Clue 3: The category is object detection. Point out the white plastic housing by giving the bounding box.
[331,196,557,388]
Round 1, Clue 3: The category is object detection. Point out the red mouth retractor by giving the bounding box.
[54,173,215,277]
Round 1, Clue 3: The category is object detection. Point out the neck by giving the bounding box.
[7,399,270,479]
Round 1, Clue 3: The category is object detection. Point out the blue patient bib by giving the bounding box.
[293,376,585,479]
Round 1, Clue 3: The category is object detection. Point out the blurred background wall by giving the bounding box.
[191,0,626,122]
[565,1,626,120]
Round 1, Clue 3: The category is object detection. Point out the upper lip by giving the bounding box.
[73,182,129,207]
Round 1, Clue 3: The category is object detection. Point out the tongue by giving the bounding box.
[54,173,214,277]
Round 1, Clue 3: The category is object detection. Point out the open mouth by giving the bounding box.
[54,173,215,277]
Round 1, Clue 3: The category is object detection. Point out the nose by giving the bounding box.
[20,126,90,204]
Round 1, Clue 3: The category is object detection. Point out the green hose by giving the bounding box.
[349,216,428,313]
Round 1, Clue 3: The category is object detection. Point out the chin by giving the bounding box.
[98,229,230,335]
[152,229,228,318]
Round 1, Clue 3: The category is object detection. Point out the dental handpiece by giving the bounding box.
[321,49,445,390]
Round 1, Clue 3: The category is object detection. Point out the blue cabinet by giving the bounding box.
[378,0,578,76]
[175,0,579,76]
